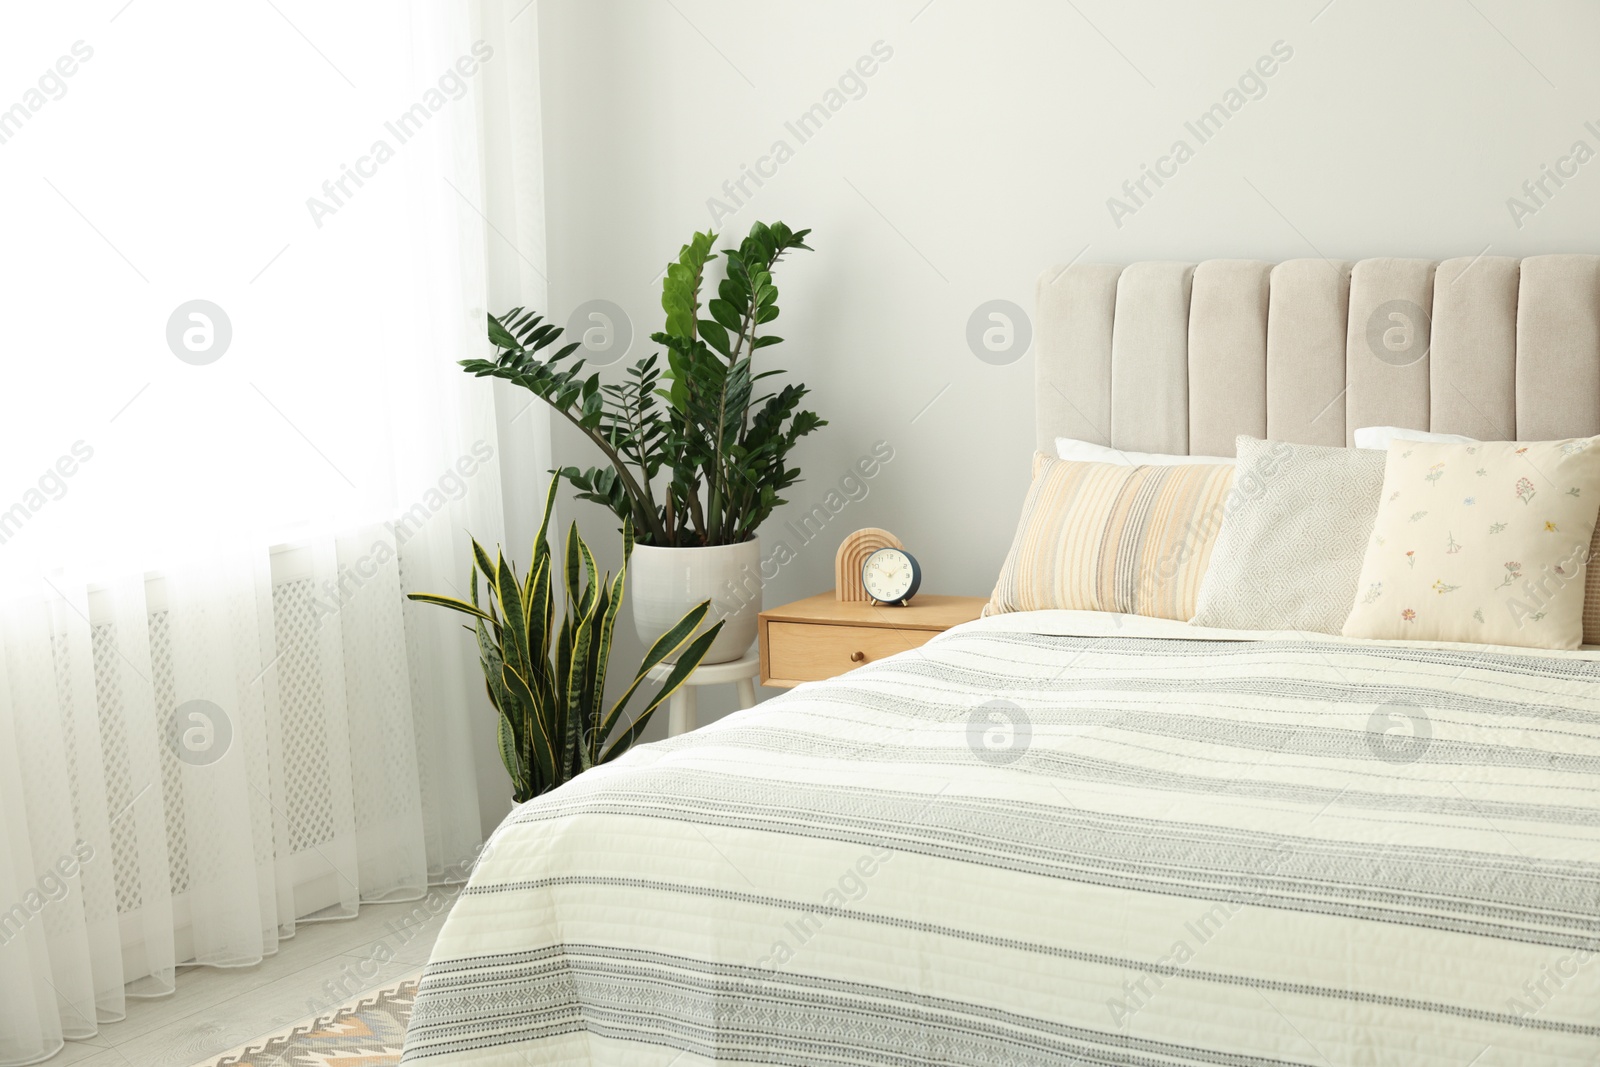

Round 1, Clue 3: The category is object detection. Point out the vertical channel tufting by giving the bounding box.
[1188,260,1270,457]
[1110,261,1193,454]
[1036,255,1600,456]
[1516,254,1600,440]
[1265,259,1352,446]
[1034,263,1122,454]
[1431,256,1520,440]
[1345,258,1436,443]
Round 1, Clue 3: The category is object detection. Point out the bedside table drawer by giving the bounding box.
[766,621,936,683]
[758,594,986,688]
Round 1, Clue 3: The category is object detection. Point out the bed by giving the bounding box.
[403,255,1600,1065]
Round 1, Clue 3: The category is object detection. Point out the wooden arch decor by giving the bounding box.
[834,528,904,602]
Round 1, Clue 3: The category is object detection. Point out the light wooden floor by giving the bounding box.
[50,897,448,1067]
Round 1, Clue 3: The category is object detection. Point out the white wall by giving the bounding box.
[518,0,1600,731]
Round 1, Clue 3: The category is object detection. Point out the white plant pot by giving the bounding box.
[631,539,761,665]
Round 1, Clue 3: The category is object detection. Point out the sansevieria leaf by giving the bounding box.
[472,538,498,585]
[496,713,523,790]
[501,662,555,788]
[602,621,723,763]
[590,518,631,764]
[408,592,497,626]
[597,600,719,746]
[496,551,528,676]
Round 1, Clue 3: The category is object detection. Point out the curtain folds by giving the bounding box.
[0,1,547,1062]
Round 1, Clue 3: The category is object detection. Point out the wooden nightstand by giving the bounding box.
[758,593,987,688]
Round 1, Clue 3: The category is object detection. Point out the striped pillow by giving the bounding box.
[986,453,1235,620]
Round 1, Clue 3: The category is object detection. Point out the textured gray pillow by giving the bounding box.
[1191,436,1386,633]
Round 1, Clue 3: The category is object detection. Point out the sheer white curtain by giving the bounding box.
[0,1,549,1062]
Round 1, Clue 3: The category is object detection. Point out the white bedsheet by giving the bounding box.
[403,612,1600,1065]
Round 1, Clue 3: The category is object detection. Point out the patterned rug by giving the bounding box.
[193,969,423,1066]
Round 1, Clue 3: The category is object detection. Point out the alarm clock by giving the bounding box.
[861,547,921,606]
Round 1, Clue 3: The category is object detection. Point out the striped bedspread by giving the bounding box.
[402,611,1600,1066]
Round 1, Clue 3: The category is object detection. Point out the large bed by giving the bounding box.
[403,256,1600,1065]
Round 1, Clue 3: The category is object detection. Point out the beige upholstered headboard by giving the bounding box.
[1035,256,1600,456]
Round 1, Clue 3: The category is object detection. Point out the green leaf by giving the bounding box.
[529,553,553,668]
[487,312,519,350]
[602,619,724,762]
[405,592,496,625]
[598,600,717,744]
[502,662,555,788]
[698,320,731,359]
[575,534,601,625]
[496,550,528,673]
[707,298,742,332]
[496,713,524,790]
[565,587,596,777]
[564,521,582,606]
[590,518,631,763]
[475,614,510,728]
[472,539,498,584]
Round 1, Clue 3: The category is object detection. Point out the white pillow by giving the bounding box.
[1353,425,1476,450]
[1191,437,1386,634]
[1055,436,1229,466]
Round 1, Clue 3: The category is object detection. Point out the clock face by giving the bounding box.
[862,548,919,604]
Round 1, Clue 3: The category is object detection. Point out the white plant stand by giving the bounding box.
[648,648,760,737]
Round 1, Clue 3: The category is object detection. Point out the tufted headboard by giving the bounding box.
[1034,256,1600,457]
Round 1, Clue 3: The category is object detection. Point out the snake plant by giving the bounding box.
[408,475,723,802]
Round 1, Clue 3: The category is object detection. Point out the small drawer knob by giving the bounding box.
[850,651,866,663]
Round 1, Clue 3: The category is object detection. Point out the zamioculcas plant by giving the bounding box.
[460,221,823,547]
[407,475,723,802]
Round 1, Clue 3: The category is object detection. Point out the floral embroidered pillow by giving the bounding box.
[1342,438,1600,649]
